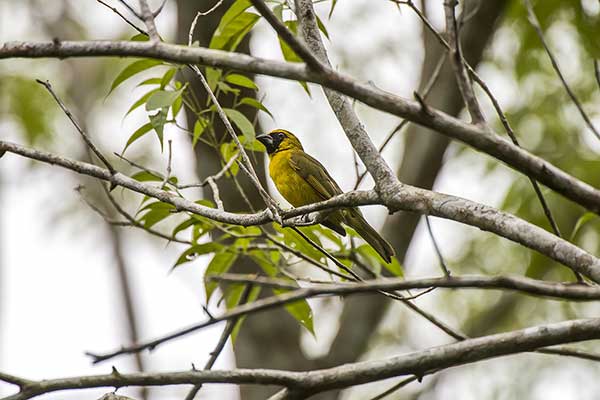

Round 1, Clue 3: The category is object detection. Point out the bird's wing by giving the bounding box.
[289,151,344,201]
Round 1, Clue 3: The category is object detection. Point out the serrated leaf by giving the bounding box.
[570,212,598,241]
[239,97,273,118]
[173,243,223,269]
[223,108,255,141]
[109,59,163,95]
[204,251,238,301]
[225,74,258,90]
[146,88,184,111]
[123,122,153,154]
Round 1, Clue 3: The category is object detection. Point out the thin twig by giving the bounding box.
[184,284,253,400]
[160,139,173,189]
[369,375,420,400]
[524,0,600,141]
[36,79,116,175]
[443,0,485,124]
[425,216,451,277]
[96,0,147,34]
[188,0,225,46]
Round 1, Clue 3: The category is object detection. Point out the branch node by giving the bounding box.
[414,91,433,117]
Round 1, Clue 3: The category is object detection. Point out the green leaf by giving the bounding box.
[126,88,159,116]
[131,33,150,41]
[278,21,311,95]
[276,225,324,262]
[160,68,178,88]
[328,0,338,19]
[220,142,240,176]
[193,118,209,148]
[274,288,315,335]
[173,242,223,269]
[137,77,162,86]
[250,251,279,276]
[239,97,273,119]
[146,88,184,111]
[109,59,163,95]
[206,67,222,92]
[210,0,259,51]
[225,73,258,90]
[204,251,238,301]
[131,170,163,182]
[123,122,153,153]
[316,14,330,40]
[149,108,168,150]
[385,256,403,277]
[223,108,255,141]
[570,212,598,241]
[229,285,261,343]
[172,217,197,237]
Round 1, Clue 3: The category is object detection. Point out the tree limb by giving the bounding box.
[3,40,599,213]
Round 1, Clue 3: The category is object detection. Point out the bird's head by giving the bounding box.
[256,129,304,155]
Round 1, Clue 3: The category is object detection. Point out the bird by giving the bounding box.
[256,129,395,263]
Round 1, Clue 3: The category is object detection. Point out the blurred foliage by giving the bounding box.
[442,0,600,338]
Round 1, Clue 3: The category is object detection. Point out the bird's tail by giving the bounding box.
[345,211,395,263]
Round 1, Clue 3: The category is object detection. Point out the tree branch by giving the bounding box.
[3,139,600,283]
[3,40,598,213]
[5,318,600,399]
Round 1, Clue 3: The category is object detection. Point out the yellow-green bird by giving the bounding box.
[256,129,395,263]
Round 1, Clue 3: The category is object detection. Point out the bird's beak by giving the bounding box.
[256,133,275,153]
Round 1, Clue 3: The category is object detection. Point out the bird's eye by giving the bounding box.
[277,132,285,139]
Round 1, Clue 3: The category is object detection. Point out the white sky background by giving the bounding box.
[1,0,598,399]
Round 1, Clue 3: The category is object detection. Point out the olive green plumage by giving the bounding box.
[256,129,395,263]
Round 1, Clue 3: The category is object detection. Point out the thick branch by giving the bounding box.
[212,273,600,301]
[4,318,600,399]
[2,40,599,213]
[3,139,600,283]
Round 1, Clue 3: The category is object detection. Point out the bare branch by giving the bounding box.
[294,0,402,198]
[184,284,253,400]
[249,0,326,72]
[35,79,116,175]
[137,0,160,42]
[443,0,485,124]
[5,318,600,399]
[2,40,600,213]
[425,216,451,277]
[3,140,600,283]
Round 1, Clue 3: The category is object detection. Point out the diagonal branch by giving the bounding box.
[3,40,600,214]
[443,0,485,124]
[4,318,600,399]
[3,139,600,283]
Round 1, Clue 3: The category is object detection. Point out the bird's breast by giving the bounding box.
[269,151,322,207]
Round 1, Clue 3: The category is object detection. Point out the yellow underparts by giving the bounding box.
[269,150,323,207]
